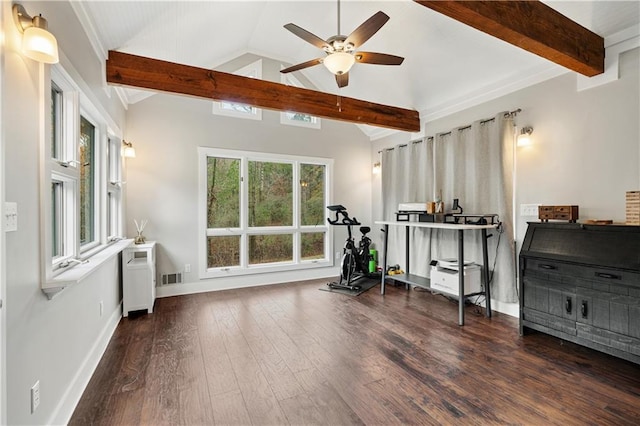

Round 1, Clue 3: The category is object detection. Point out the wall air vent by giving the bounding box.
[161,272,182,285]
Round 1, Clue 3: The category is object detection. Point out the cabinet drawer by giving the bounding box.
[539,206,554,214]
[574,266,640,290]
[524,258,640,289]
[554,206,572,213]
[525,258,572,276]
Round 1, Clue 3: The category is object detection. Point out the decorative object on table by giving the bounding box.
[538,205,579,222]
[134,219,148,244]
[627,191,640,225]
[584,219,614,225]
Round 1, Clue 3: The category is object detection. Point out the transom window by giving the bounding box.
[280,73,321,129]
[212,59,262,120]
[198,147,332,277]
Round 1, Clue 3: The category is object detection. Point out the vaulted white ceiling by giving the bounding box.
[72,1,639,138]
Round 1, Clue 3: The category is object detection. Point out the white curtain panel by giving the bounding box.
[382,112,517,303]
[381,139,435,277]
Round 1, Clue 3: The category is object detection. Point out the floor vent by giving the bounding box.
[161,272,183,285]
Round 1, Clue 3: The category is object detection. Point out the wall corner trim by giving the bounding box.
[577,25,640,92]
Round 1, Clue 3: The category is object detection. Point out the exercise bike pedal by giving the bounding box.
[327,282,361,291]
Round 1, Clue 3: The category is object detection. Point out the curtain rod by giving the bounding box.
[378,108,521,153]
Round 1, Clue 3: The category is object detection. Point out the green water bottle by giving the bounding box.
[369,249,377,273]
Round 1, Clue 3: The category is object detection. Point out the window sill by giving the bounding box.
[199,258,332,280]
[42,239,133,300]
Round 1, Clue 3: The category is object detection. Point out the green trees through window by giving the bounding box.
[80,116,95,246]
[202,149,330,273]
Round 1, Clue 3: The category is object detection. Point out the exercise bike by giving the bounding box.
[327,205,375,291]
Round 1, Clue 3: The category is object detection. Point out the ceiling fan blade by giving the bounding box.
[355,52,404,66]
[284,23,331,50]
[281,58,323,74]
[335,73,349,88]
[344,11,390,48]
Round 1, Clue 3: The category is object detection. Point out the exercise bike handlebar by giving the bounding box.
[327,205,361,226]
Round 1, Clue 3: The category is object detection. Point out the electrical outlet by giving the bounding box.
[184,264,191,273]
[335,251,341,260]
[31,380,40,413]
[99,301,104,317]
[520,204,541,216]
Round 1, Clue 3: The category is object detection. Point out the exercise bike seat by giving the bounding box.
[360,226,371,235]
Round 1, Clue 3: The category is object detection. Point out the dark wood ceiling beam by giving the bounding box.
[414,0,604,77]
[106,50,420,133]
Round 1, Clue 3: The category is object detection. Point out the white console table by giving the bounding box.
[376,221,498,325]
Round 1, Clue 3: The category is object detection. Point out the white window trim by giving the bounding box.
[212,59,263,121]
[198,147,333,279]
[280,73,321,129]
[42,64,125,295]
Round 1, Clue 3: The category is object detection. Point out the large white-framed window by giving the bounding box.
[198,147,332,278]
[280,73,321,129]
[212,59,262,121]
[44,65,123,279]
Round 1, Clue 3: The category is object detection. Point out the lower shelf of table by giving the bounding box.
[387,273,484,300]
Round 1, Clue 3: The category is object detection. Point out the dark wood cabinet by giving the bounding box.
[519,222,640,364]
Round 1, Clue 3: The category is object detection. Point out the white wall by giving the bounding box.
[1,1,126,424]
[371,47,640,317]
[124,55,373,295]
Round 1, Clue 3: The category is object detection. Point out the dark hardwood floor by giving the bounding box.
[70,278,640,425]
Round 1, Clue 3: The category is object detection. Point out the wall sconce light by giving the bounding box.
[122,140,136,158]
[517,126,534,147]
[372,161,381,174]
[12,3,59,64]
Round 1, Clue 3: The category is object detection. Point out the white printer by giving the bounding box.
[430,259,481,296]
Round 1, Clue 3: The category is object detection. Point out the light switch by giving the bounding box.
[5,202,17,232]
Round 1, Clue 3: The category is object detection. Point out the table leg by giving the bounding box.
[458,229,464,326]
[481,228,492,317]
[381,224,389,295]
[405,225,410,290]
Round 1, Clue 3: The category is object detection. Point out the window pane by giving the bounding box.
[248,161,292,227]
[221,102,254,114]
[300,164,325,226]
[80,116,95,245]
[51,83,63,159]
[249,234,292,264]
[207,236,240,268]
[52,181,63,257]
[301,232,324,260]
[285,112,316,123]
[207,157,240,228]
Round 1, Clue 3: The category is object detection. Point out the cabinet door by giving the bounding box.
[549,288,577,319]
[524,278,549,313]
[577,288,611,330]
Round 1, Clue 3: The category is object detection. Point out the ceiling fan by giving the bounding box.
[280,0,404,88]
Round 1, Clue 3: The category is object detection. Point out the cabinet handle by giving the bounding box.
[565,297,572,314]
[595,272,621,280]
[581,301,588,318]
[539,264,556,270]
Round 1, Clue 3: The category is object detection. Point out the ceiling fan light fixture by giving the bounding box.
[324,52,355,75]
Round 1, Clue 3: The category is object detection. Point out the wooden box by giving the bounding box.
[538,205,579,223]
[627,191,640,225]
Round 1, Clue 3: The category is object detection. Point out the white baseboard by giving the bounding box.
[157,267,340,298]
[48,303,122,425]
[490,300,519,318]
